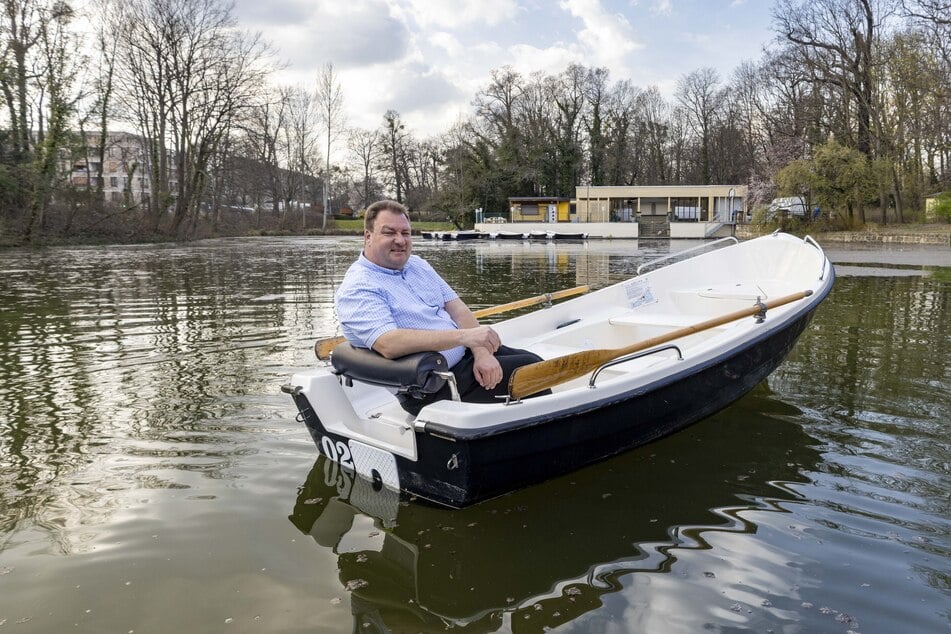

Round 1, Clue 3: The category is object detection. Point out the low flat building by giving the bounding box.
[507,197,572,223]
[478,185,748,238]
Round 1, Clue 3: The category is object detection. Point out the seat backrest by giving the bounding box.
[329,343,448,398]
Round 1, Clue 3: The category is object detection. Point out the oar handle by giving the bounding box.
[313,284,591,360]
[508,289,814,400]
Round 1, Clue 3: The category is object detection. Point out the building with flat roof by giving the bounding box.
[507,197,572,223]
[478,185,748,238]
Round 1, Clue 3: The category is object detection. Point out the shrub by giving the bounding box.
[931,192,951,222]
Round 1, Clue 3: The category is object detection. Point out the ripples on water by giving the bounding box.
[0,237,948,632]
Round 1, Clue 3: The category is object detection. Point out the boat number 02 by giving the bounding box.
[320,435,354,469]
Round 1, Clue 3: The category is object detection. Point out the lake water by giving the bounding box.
[0,236,948,633]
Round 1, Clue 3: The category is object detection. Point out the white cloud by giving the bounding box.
[651,0,673,16]
[399,0,520,28]
[507,42,584,77]
[559,0,643,76]
[226,0,776,137]
[231,0,314,26]
[248,0,413,76]
[339,61,467,134]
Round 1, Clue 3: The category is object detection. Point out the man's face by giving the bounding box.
[364,209,412,270]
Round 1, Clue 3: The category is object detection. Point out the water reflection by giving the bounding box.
[290,395,822,632]
[0,239,346,548]
[770,273,951,618]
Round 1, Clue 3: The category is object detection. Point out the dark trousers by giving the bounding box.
[398,345,548,415]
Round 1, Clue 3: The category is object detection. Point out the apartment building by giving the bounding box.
[65,131,157,204]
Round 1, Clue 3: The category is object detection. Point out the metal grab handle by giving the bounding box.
[434,371,460,401]
[637,237,738,275]
[588,344,684,389]
[803,235,830,281]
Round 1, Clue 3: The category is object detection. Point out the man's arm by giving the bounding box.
[372,298,500,359]
[443,298,495,360]
[443,297,479,329]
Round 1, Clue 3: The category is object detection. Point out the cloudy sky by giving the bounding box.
[233,0,777,138]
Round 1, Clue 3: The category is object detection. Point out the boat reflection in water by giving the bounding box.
[288,391,821,632]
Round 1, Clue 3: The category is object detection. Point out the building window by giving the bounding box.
[110,176,119,187]
[671,198,700,222]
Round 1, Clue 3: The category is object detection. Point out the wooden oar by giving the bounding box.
[472,284,590,318]
[314,284,591,360]
[508,289,814,400]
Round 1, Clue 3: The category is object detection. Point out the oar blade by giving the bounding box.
[315,335,346,360]
[508,348,613,400]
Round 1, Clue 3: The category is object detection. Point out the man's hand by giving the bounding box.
[472,349,503,390]
[458,325,500,353]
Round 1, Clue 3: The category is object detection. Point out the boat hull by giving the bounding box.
[290,302,817,508]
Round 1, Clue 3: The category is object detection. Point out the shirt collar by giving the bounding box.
[358,252,408,276]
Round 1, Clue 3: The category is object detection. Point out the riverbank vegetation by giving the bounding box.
[0,0,948,247]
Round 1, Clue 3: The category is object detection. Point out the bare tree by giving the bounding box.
[601,79,642,186]
[549,64,587,195]
[315,61,345,228]
[381,109,409,204]
[348,127,380,210]
[1,0,85,238]
[284,84,318,227]
[902,0,951,26]
[89,0,121,203]
[728,61,765,180]
[238,95,287,223]
[111,0,171,226]
[773,0,898,159]
[675,67,724,184]
[471,66,537,199]
[18,1,82,239]
[640,86,671,184]
[1,0,41,162]
[111,0,271,237]
[583,67,610,186]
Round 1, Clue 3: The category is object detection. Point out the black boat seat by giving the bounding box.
[329,343,450,399]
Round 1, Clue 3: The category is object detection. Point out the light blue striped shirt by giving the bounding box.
[335,254,465,366]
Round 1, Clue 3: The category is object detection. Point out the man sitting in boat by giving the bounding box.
[335,199,545,415]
